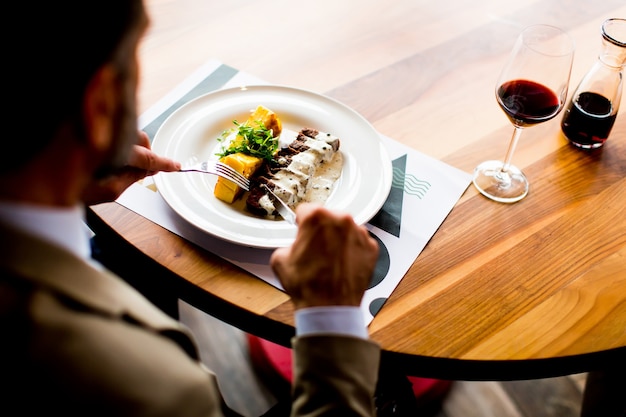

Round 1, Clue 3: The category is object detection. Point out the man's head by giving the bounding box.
[6,1,148,178]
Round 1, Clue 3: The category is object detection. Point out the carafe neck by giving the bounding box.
[600,18,626,69]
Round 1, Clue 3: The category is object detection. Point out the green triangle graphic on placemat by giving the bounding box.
[369,155,407,238]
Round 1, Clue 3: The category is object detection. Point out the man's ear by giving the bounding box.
[82,64,118,152]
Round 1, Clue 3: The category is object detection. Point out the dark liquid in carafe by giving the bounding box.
[561,91,616,147]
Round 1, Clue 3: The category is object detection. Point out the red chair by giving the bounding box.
[247,334,454,414]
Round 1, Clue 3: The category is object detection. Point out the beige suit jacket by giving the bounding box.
[0,220,380,416]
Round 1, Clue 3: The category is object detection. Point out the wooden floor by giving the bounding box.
[179,300,588,417]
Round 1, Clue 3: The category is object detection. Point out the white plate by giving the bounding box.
[152,85,392,248]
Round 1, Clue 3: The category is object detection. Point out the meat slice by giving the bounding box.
[245,128,340,218]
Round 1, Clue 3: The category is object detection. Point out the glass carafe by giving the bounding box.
[561,18,626,149]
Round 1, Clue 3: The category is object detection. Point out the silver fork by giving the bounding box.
[178,161,250,190]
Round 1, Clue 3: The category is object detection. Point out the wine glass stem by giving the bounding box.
[501,126,523,173]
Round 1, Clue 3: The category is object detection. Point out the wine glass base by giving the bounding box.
[472,160,529,203]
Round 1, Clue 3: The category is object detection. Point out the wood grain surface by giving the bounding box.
[89,0,626,380]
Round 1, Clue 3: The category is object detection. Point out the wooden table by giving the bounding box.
[88,0,625,382]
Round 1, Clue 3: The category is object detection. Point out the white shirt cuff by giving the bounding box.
[295,306,368,339]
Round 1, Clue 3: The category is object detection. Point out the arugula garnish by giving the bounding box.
[216,119,279,162]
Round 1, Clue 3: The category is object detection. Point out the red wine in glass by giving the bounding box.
[472,24,574,203]
[497,79,561,127]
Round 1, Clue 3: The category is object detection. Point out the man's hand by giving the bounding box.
[270,203,379,310]
[82,131,180,205]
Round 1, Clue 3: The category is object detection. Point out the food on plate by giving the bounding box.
[213,153,263,203]
[213,105,281,203]
[218,105,282,161]
[246,128,342,218]
[213,105,343,219]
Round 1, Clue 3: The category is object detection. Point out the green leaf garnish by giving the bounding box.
[216,119,279,162]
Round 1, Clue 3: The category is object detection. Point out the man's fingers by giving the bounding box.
[137,130,151,148]
[126,145,181,173]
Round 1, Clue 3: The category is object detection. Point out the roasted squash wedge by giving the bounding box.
[214,105,281,203]
[213,153,264,203]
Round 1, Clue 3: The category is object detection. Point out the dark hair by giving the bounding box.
[6,1,144,171]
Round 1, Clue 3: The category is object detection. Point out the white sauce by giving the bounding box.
[263,130,343,216]
[304,151,343,204]
[258,194,275,215]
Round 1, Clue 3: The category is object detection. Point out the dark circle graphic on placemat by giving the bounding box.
[369,297,388,317]
[368,232,390,289]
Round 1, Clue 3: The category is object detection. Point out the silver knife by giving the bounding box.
[262,184,297,225]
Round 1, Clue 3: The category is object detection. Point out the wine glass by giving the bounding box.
[473,24,574,203]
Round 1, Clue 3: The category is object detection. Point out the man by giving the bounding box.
[0,1,380,416]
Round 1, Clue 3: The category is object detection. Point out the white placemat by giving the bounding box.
[118,60,472,325]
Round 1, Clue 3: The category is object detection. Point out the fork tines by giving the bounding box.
[214,162,250,190]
